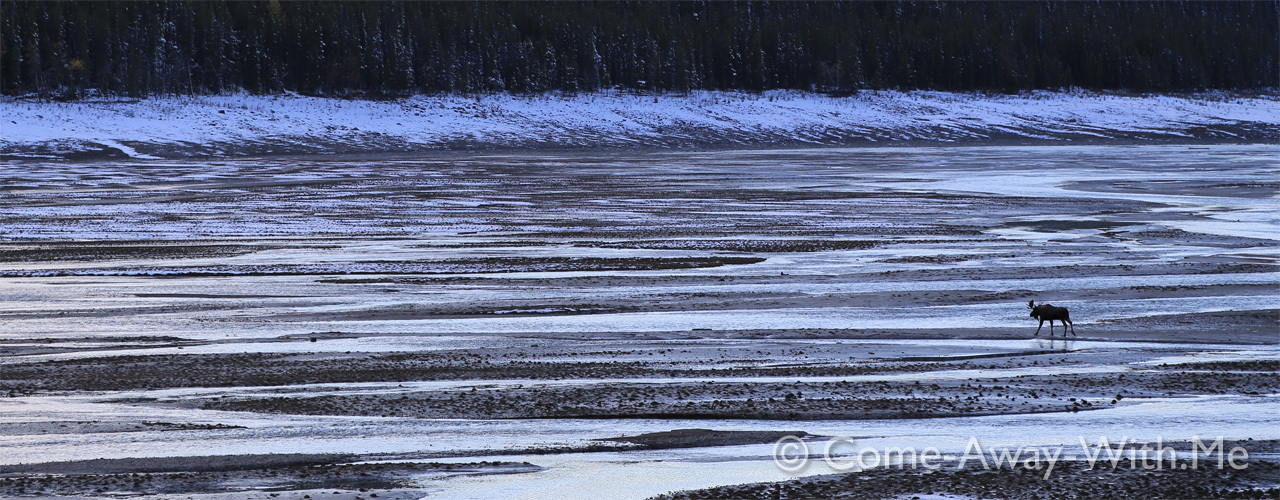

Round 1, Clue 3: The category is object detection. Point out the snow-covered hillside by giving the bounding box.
[2,90,1276,158]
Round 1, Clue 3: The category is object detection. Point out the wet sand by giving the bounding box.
[657,446,1280,500]
[0,145,1276,499]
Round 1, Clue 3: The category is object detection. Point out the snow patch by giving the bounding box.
[2,90,1276,157]
[95,139,162,159]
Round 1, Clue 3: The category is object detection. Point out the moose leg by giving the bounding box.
[1067,318,1076,336]
[1034,320,1044,336]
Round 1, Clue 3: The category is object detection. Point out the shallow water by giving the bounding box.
[0,144,1276,498]
[425,395,1280,500]
[4,392,1275,499]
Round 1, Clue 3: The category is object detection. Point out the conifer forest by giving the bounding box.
[3,1,1277,98]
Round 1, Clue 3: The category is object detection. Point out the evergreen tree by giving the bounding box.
[1,1,1275,98]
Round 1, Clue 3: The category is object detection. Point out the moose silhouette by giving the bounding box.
[1028,300,1075,337]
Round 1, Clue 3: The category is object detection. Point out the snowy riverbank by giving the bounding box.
[2,90,1277,158]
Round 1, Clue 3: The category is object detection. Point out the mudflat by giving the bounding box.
[0,145,1276,499]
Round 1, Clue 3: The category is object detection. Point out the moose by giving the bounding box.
[1028,300,1075,337]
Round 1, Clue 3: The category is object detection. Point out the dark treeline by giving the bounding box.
[2,1,1276,98]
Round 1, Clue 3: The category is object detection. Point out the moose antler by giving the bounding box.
[1027,300,1036,309]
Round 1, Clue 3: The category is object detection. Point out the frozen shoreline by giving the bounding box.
[2,90,1277,159]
